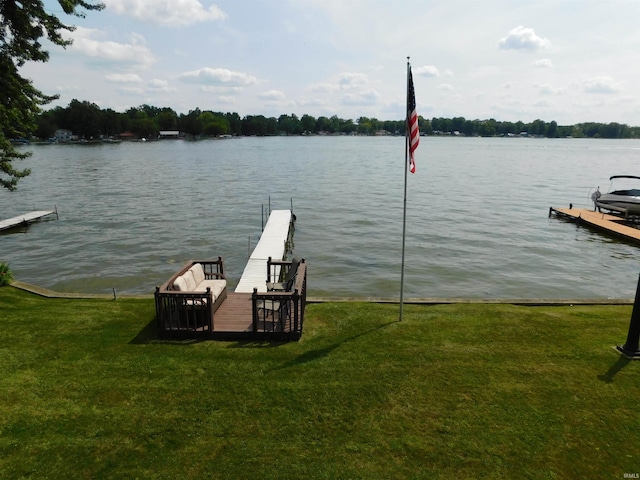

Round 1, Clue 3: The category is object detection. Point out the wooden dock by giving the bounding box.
[235,209,295,293]
[204,208,298,340]
[0,209,58,232]
[549,206,640,244]
[210,292,253,339]
[153,207,303,341]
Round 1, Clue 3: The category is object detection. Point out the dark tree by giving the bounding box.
[0,0,104,190]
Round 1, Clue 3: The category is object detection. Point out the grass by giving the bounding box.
[1,286,639,479]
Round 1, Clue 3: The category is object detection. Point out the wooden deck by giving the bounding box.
[550,206,640,244]
[210,292,301,340]
[155,208,303,341]
[212,293,253,337]
[0,209,58,232]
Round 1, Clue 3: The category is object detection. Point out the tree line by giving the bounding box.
[33,100,640,140]
[34,100,383,139]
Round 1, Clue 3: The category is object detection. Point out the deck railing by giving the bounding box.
[252,259,306,340]
[154,258,226,339]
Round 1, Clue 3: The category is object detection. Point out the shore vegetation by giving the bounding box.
[32,100,640,142]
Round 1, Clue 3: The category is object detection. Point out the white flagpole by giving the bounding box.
[400,58,410,322]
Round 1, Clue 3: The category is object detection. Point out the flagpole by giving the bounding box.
[400,58,410,322]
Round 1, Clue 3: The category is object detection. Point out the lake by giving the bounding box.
[1,136,639,299]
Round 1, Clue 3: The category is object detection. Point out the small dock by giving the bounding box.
[235,209,295,293]
[0,209,58,232]
[549,206,640,244]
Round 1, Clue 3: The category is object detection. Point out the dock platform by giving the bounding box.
[549,206,640,244]
[235,210,295,293]
[0,209,58,232]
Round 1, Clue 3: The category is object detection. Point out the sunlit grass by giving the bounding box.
[0,287,638,479]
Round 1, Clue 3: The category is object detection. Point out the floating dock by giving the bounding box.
[0,209,58,232]
[235,209,295,293]
[549,206,640,244]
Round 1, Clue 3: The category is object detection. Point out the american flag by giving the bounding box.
[407,67,419,174]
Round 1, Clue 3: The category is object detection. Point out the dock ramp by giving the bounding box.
[0,209,58,232]
[235,210,295,293]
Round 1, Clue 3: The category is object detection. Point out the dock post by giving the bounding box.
[616,272,640,359]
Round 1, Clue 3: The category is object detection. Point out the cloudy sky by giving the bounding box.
[20,0,640,125]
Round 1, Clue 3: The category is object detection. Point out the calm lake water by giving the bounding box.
[1,136,639,299]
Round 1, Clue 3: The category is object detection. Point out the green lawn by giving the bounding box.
[1,286,639,479]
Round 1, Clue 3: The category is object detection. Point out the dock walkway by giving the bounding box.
[0,210,57,232]
[235,209,294,293]
[549,206,640,244]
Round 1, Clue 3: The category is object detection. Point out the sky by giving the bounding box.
[19,0,640,125]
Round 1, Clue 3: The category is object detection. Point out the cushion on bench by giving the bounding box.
[173,274,188,291]
[189,263,206,285]
[173,270,197,291]
[197,279,227,299]
[172,263,227,301]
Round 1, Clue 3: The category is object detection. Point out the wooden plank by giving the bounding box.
[214,293,253,332]
[550,207,640,244]
[0,210,56,231]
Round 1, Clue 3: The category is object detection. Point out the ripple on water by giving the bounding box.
[2,136,640,298]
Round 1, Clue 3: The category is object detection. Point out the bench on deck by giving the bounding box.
[252,258,307,340]
[155,257,227,339]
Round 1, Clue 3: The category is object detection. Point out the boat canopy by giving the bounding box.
[610,175,640,181]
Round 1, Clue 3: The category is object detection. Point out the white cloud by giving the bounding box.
[338,72,369,88]
[117,86,145,96]
[532,58,553,68]
[437,84,454,92]
[341,89,380,106]
[258,90,286,100]
[105,0,227,27]
[178,68,258,87]
[217,96,236,105]
[414,65,440,78]
[538,84,559,95]
[533,99,554,108]
[498,26,551,52]
[68,27,155,69]
[298,98,328,108]
[308,83,339,94]
[583,76,621,94]
[105,73,143,83]
[147,79,175,93]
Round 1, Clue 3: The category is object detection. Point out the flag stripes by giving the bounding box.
[407,67,419,174]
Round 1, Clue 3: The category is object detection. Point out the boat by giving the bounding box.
[593,175,640,215]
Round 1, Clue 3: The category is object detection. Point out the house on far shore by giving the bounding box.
[54,129,76,142]
[118,132,137,141]
[158,130,181,139]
